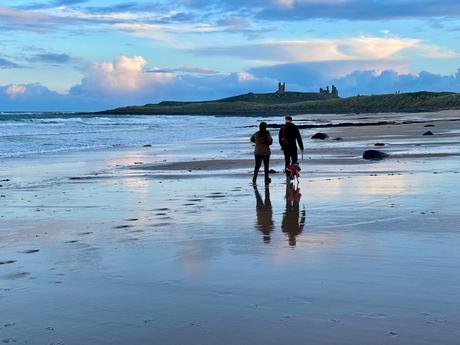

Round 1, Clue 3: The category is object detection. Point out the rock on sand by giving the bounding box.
[363,150,389,160]
[311,133,329,140]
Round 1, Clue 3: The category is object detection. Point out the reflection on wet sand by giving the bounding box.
[282,184,306,246]
[254,186,274,243]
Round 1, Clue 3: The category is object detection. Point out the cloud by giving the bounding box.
[180,0,460,21]
[331,69,460,96]
[27,53,73,64]
[69,55,277,106]
[257,0,460,21]
[192,36,457,64]
[248,60,411,88]
[69,56,175,101]
[0,57,20,69]
[3,55,460,111]
[4,84,27,98]
[146,66,219,74]
[0,5,56,31]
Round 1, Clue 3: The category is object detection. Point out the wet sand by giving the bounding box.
[1,111,460,344]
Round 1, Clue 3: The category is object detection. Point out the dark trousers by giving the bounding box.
[254,154,270,180]
[283,146,298,167]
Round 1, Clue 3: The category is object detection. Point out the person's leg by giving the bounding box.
[291,148,298,164]
[253,155,262,182]
[263,155,270,182]
[283,149,290,168]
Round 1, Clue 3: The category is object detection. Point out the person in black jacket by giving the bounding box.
[279,116,304,168]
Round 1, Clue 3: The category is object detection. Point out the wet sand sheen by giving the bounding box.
[0,112,460,345]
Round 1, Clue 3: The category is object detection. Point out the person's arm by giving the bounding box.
[278,127,284,147]
[296,127,304,151]
[267,133,273,146]
[250,133,256,143]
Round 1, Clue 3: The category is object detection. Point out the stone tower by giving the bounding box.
[277,82,286,95]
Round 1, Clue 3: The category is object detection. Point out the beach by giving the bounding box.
[1,111,460,344]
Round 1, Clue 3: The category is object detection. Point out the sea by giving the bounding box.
[0,112,263,158]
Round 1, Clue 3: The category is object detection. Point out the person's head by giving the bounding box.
[259,121,268,132]
[285,116,293,123]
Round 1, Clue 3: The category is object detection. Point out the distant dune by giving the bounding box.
[96,91,460,116]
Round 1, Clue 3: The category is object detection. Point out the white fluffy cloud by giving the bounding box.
[70,56,175,100]
[5,84,27,98]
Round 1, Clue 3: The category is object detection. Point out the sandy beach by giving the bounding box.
[1,111,460,344]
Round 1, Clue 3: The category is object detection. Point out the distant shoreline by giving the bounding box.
[93,91,460,116]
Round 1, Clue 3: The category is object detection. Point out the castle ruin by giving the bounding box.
[319,85,339,96]
[276,82,286,96]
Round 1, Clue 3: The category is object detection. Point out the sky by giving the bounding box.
[2,0,460,111]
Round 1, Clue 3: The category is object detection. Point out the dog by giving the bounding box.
[285,163,301,183]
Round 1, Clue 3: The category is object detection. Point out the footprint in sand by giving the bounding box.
[113,225,133,229]
[150,222,172,227]
[19,249,40,254]
[4,272,31,280]
[119,237,140,242]
[207,194,226,198]
[0,260,16,265]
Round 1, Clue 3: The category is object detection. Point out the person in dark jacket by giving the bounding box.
[250,121,273,184]
[279,116,304,169]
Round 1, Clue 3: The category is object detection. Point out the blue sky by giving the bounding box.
[1,0,460,110]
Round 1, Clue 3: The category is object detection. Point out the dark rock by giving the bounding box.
[143,144,152,147]
[333,137,343,141]
[374,143,386,147]
[423,131,434,136]
[269,169,278,173]
[311,132,329,140]
[363,150,389,160]
[424,124,435,127]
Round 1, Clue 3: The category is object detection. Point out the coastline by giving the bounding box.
[94,91,460,116]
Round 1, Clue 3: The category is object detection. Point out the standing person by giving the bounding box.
[250,122,273,184]
[279,116,304,169]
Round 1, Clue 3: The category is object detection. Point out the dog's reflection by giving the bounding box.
[282,183,306,246]
[254,186,274,243]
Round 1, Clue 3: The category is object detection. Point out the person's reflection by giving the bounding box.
[282,183,306,246]
[254,185,274,243]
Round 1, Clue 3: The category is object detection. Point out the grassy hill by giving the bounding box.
[97,91,460,116]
